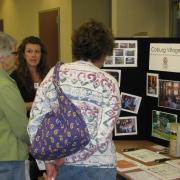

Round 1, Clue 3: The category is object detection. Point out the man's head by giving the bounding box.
[0,32,17,72]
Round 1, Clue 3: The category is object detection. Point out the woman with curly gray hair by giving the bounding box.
[28,20,121,180]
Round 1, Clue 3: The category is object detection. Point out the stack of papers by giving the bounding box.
[166,159,180,169]
[123,149,169,163]
[125,170,161,180]
[116,152,144,172]
[145,163,180,180]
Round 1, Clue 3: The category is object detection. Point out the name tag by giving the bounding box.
[34,83,39,89]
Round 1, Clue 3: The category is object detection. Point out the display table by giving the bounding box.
[114,140,180,180]
[114,140,156,152]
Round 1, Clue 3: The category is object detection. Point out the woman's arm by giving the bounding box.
[65,78,121,162]
[25,102,33,111]
[0,84,30,144]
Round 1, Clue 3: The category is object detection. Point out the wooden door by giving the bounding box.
[39,8,60,68]
[0,19,4,31]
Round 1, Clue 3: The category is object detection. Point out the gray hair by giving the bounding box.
[0,32,16,58]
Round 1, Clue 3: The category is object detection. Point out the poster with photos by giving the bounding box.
[146,73,159,97]
[115,116,137,136]
[121,92,142,114]
[159,79,180,110]
[102,69,121,87]
[152,110,177,141]
[104,40,138,67]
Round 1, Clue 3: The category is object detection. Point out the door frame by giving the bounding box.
[0,19,4,31]
[39,7,60,67]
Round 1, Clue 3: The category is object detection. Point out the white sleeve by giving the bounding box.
[27,68,57,170]
[96,82,121,144]
[66,79,121,162]
[27,68,57,143]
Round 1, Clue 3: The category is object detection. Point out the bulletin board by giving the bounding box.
[104,37,180,147]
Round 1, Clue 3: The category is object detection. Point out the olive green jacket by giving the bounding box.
[0,69,30,160]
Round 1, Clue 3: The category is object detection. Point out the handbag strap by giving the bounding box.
[53,61,60,81]
[52,62,83,115]
[53,62,63,93]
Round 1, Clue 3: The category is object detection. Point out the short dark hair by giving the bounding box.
[72,19,114,63]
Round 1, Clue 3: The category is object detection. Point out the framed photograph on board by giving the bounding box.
[146,73,159,97]
[121,92,142,114]
[152,110,177,141]
[102,69,121,87]
[158,79,180,110]
[104,40,138,67]
[115,116,137,136]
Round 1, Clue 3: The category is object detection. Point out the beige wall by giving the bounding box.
[0,0,171,63]
[112,0,170,37]
[0,0,72,62]
[72,0,111,31]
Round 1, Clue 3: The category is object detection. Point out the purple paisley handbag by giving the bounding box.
[30,62,90,160]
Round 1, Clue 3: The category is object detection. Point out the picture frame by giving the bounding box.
[158,79,180,110]
[152,110,177,141]
[146,73,159,97]
[102,69,121,87]
[104,40,138,67]
[121,92,142,114]
[115,116,138,136]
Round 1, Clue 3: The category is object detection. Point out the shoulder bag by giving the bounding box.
[30,62,90,160]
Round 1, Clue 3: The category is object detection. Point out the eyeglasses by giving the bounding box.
[11,51,18,56]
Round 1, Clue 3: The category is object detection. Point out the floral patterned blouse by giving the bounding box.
[28,60,121,168]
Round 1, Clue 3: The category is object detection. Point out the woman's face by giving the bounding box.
[24,43,41,68]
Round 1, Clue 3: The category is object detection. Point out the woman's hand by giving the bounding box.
[44,162,57,180]
[25,102,33,111]
[55,158,64,166]
[43,158,64,180]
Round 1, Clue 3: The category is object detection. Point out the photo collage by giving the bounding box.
[104,40,137,67]
[148,43,180,141]
[104,40,180,139]
[103,40,141,137]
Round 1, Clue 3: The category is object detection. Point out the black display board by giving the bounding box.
[107,38,180,147]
